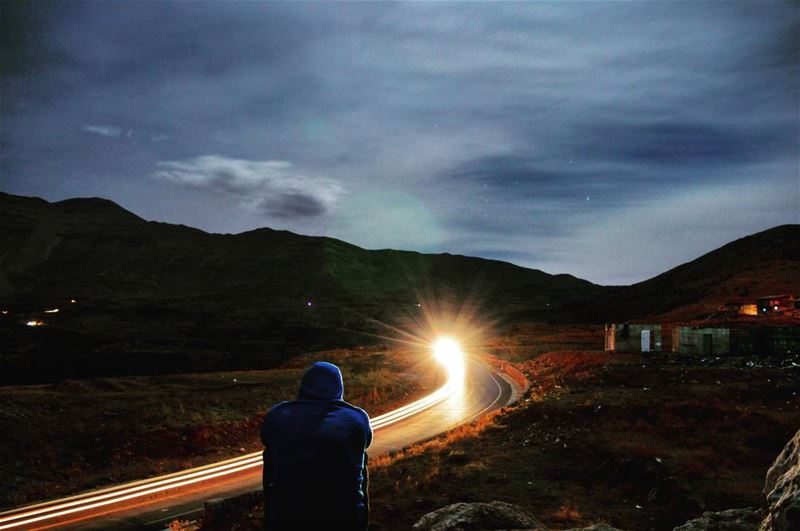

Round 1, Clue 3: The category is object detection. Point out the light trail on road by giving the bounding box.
[0,339,473,531]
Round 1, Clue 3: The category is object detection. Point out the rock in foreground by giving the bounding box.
[411,501,626,531]
[670,427,800,531]
[565,525,626,531]
[411,501,545,531]
[760,428,800,531]
[672,508,761,531]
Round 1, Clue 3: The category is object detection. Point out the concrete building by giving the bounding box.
[672,326,730,356]
[672,326,800,356]
[605,323,662,353]
[730,326,800,356]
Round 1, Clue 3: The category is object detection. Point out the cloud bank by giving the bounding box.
[2,2,797,283]
[154,155,343,219]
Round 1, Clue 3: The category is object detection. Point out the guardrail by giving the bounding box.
[482,354,530,399]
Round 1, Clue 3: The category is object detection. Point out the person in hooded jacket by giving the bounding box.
[260,361,372,531]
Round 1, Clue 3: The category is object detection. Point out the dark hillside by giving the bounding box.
[0,192,602,381]
[555,224,800,323]
[3,191,795,380]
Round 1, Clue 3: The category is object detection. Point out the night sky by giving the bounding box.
[1,1,798,284]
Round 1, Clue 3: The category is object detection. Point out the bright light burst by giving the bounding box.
[361,284,496,371]
[433,336,465,387]
[369,334,468,430]
[357,286,498,409]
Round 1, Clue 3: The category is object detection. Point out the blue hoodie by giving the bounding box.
[260,362,372,531]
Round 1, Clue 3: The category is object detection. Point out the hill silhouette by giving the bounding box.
[553,224,800,323]
[1,192,796,382]
[0,192,600,381]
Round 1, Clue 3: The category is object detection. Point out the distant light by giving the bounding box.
[416,303,421,307]
[434,337,459,364]
[1,310,7,315]
[26,320,44,327]
[433,336,465,389]
[44,308,60,314]
[70,299,77,304]
[775,306,779,310]
[306,301,312,307]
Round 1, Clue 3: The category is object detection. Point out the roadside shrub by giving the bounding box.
[554,501,581,523]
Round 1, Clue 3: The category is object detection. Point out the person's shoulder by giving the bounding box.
[337,401,370,424]
[269,400,291,410]
[265,400,292,418]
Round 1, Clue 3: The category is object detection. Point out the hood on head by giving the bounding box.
[298,361,344,400]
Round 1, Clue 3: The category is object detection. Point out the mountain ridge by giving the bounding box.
[0,191,601,381]
[554,223,800,322]
[0,191,797,381]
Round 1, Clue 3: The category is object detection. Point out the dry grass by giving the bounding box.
[370,408,505,469]
[168,519,199,531]
[553,502,582,523]
[364,325,800,530]
[219,322,800,531]
[487,323,604,363]
[0,346,434,510]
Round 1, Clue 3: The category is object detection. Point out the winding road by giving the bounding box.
[0,352,520,530]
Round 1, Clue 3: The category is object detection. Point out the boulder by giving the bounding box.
[564,525,625,531]
[412,501,545,531]
[760,428,800,531]
[672,508,761,531]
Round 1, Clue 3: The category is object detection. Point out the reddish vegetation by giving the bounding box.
[521,350,644,389]
[189,324,800,531]
[367,335,800,530]
[0,347,431,510]
[220,320,799,530]
[226,324,800,530]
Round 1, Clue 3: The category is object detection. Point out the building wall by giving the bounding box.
[672,327,730,356]
[731,327,800,356]
[605,324,662,353]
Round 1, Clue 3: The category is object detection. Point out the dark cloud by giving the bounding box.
[445,155,650,192]
[440,153,654,232]
[153,155,343,219]
[264,193,328,219]
[0,1,66,74]
[578,120,789,167]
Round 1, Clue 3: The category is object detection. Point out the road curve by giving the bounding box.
[0,357,519,530]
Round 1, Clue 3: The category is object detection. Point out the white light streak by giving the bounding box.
[0,339,468,530]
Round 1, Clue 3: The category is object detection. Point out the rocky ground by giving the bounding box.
[219,324,800,531]
[368,351,798,530]
[411,422,800,530]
